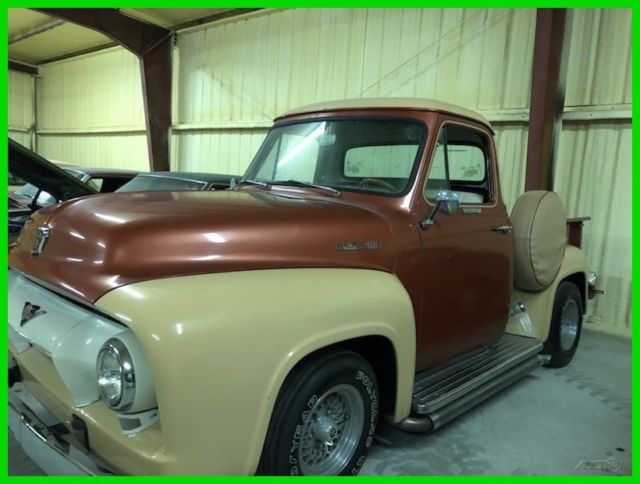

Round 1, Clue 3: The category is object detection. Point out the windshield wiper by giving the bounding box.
[236,179,271,189]
[271,180,340,196]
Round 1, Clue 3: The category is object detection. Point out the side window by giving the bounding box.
[425,124,492,204]
[447,144,485,182]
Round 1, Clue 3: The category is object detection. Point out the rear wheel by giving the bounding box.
[543,281,583,368]
[259,350,379,476]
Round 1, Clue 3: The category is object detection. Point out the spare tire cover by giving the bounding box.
[511,191,567,292]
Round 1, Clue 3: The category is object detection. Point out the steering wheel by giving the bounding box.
[358,178,396,191]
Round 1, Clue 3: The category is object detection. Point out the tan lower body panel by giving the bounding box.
[506,245,588,342]
[94,268,417,474]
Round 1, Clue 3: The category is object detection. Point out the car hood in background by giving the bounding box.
[8,139,97,203]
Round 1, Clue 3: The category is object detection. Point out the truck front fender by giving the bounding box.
[95,268,416,475]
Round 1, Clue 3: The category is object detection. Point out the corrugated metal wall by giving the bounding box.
[555,122,631,333]
[174,7,537,204]
[564,9,631,107]
[8,70,35,149]
[36,47,149,170]
[554,8,632,334]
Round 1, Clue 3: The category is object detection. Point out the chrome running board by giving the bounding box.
[396,334,542,433]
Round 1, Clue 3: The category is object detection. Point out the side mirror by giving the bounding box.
[420,190,459,229]
[437,190,460,215]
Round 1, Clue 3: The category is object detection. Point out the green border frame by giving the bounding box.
[1,2,636,479]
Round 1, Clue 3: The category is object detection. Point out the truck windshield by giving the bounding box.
[243,119,426,196]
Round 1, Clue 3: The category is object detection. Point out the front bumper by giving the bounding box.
[9,381,114,476]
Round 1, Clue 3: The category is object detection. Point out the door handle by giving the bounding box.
[492,224,512,234]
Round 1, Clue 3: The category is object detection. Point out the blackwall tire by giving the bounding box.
[259,350,379,476]
[543,281,583,368]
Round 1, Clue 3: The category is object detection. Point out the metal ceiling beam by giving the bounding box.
[9,60,38,75]
[38,42,118,65]
[525,8,570,191]
[171,8,263,31]
[32,9,170,56]
[9,18,65,44]
[32,8,173,171]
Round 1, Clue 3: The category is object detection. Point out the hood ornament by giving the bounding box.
[31,226,51,256]
[20,302,46,327]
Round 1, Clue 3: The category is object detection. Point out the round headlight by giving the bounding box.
[96,338,135,410]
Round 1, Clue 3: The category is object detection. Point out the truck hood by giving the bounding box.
[9,189,396,303]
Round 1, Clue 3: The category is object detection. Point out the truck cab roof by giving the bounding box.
[278,97,493,132]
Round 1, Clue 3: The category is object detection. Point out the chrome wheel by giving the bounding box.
[559,299,580,351]
[298,384,364,475]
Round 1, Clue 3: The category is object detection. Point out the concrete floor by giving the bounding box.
[9,329,631,476]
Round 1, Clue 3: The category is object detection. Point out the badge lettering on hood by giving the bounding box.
[31,226,51,256]
[21,302,46,327]
[337,241,383,251]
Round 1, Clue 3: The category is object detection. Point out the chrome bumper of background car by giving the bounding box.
[9,381,114,476]
[587,270,604,299]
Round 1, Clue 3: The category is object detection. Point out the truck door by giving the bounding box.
[415,119,513,370]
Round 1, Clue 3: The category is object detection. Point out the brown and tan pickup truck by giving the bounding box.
[8,98,599,476]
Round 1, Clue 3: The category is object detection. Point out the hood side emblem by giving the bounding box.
[20,302,46,327]
[31,226,51,256]
[337,241,383,251]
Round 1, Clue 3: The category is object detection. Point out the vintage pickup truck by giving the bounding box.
[8,98,599,476]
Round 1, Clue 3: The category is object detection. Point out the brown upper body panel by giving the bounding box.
[10,189,399,303]
[9,103,513,372]
[411,113,513,367]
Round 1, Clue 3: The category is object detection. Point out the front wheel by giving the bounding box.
[543,281,583,368]
[259,350,379,476]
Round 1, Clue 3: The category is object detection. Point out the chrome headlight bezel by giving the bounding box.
[96,338,135,411]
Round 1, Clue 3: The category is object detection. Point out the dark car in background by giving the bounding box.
[9,139,96,212]
[8,172,26,194]
[8,140,236,244]
[116,172,236,192]
[8,139,139,243]
[11,166,139,209]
